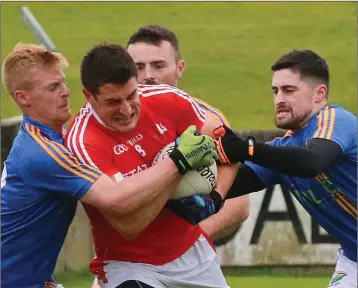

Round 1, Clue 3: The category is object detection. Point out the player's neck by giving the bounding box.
[297,102,328,131]
[312,101,328,116]
[27,114,64,135]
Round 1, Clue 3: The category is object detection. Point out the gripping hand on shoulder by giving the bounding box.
[169,125,218,174]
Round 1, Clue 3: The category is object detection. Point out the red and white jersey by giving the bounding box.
[65,84,214,275]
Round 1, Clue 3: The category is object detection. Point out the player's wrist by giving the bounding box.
[216,134,250,164]
[245,139,266,162]
[169,148,190,174]
[210,190,224,212]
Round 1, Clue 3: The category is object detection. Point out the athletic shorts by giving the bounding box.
[97,235,229,288]
[328,248,357,288]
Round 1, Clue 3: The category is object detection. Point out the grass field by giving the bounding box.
[1,2,356,287]
[54,268,331,288]
[1,2,356,129]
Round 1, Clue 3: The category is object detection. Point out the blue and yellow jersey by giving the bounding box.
[193,97,231,128]
[1,116,102,287]
[246,104,357,262]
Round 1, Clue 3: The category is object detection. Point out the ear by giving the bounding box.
[83,88,96,105]
[177,59,185,79]
[314,84,328,104]
[13,90,31,107]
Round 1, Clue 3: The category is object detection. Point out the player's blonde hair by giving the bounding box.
[2,42,69,96]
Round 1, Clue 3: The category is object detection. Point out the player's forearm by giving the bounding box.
[200,163,249,241]
[250,138,342,178]
[214,164,239,199]
[84,159,179,217]
[225,163,266,199]
[217,126,342,178]
[200,196,249,241]
[101,186,172,240]
[111,159,180,214]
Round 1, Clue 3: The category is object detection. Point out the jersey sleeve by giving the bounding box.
[193,98,231,128]
[65,125,119,178]
[245,161,281,187]
[245,137,282,186]
[311,106,356,153]
[21,128,102,200]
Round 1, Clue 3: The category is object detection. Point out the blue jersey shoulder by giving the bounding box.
[308,105,356,154]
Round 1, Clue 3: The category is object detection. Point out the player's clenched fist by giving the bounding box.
[169,125,218,174]
[213,124,255,164]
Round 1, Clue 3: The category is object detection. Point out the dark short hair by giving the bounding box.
[81,42,137,96]
[127,24,180,60]
[271,49,329,90]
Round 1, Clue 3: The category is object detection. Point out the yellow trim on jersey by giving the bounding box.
[326,108,336,140]
[336,198,357,218]
[56,143,100,174]
[319,108,329,138]
[336,192,357,218]
[321,172,357,218]
[193,97,231,128]
[284,130,292,137]
[315,174,323,181]
[36,128,101,179]
[320,173,327,180]
[39,131,101,175]
[270,130,292,143]
[313,111,323,138]
[25,123,98,183]
[314,107,336,139]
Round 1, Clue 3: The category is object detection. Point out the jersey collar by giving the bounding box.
[21,115,64,142]
[312,104,330,118]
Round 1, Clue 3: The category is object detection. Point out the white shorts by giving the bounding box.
[44,284,64,288]
[328,248,357,288]
[97,235,229,288]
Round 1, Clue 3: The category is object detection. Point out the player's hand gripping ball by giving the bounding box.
[153,141,218,199]
[168,125,218,174]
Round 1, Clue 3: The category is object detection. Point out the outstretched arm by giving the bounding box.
[215,126,342,178]
[225,163,266,198]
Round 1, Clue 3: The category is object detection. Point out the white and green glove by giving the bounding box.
[169,125,218,174]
